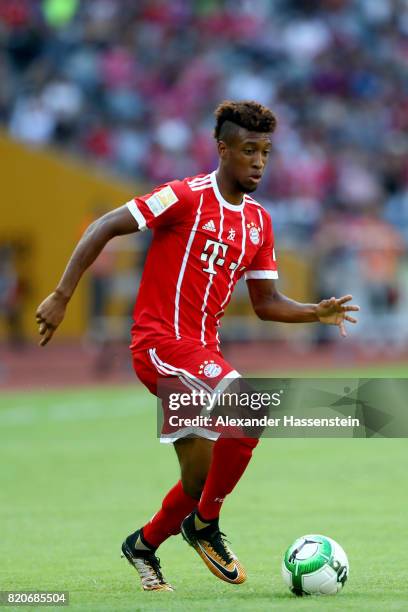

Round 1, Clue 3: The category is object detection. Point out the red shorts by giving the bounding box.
[132,338,241,443]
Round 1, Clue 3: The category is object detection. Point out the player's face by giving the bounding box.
[220,129,272,193]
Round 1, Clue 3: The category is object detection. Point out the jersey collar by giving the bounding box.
[210,171,245,213]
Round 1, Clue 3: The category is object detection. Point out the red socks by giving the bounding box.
[142,480,197,548]
[142,437,258,548]
[197,437,258,521]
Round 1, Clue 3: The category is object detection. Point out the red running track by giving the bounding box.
[1,341,407,391]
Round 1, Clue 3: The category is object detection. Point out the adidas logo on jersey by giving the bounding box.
[202,220,216,232]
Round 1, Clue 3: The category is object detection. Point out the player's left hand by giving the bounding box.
[36,291,68,346]
[316,295,360,338]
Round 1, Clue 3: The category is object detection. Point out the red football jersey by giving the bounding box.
[126,171,278,350]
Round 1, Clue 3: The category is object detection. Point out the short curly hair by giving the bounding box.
[214,100,277,141]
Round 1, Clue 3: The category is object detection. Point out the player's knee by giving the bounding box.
[181,470,206,499]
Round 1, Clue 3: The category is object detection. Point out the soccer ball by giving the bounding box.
[282,534,349,596]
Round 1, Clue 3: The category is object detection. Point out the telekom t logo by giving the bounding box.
[200,239,228,274]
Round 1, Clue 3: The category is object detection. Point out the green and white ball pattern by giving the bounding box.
[282,534,349,596]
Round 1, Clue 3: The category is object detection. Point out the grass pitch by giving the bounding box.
[1,370,408,611]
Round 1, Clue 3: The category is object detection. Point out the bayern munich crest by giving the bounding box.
[247,221,261,245]
[199,360,222,378]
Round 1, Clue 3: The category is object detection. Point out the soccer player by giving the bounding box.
[36,101,359,592]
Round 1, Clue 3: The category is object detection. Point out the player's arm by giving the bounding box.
[36,205,139,346]
[246,278,360,338]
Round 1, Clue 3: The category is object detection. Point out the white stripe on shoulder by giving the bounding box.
[189,183,212,192]
[126,200,147,231]
[187,174,211,186]
[244,195,263,207]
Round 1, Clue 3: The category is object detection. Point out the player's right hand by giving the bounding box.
[36,291,68,346]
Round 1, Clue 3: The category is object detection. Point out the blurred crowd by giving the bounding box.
[1,0,408,346]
